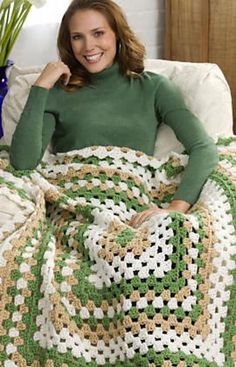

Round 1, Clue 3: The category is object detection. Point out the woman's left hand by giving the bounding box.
[129,200,191,228]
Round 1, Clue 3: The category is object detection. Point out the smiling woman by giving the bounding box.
[69,9,117,73]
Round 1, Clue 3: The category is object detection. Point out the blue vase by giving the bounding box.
[0,60,13,139]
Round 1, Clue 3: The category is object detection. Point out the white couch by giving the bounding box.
[1,58,233,158]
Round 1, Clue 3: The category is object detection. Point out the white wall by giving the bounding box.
[10,0,165,66]
[116,0,165,58]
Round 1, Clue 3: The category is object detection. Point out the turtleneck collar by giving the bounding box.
[89,61,123,84]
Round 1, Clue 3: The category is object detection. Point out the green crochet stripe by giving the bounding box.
[6,164,32,178]
[0,176,32,201]
[211,170,236,226]
[116,228,136,247]
[219,154,236,167]
[216,136,236,146]
[58,172,147,195]
[56,186,150,213]
[69,154,158,175]
[37,347,218,367]
[0,221,54,366]
[210,170,236,366]
[159,160,185,179]
[0,144,10,152]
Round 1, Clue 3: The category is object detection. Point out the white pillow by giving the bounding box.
[2,65,42,147]
[2,59,233,158]
[144,59,233,157]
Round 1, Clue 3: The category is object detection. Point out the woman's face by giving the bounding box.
[69,9,117,73]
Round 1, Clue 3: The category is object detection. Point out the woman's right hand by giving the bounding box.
[34,61,72,90]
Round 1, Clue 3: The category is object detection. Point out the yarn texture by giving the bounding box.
[0,142,235,367]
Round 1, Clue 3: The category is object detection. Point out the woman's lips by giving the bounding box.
[84,53,103,63]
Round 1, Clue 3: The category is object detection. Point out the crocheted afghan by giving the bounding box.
[0,141,235,367]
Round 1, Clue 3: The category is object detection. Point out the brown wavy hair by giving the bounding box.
[57,0,146,90]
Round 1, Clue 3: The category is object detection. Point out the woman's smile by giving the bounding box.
[84,52,104,64]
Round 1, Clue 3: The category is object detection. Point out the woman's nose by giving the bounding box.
[84,37,95,52]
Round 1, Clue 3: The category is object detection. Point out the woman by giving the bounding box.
[10,0,218,227]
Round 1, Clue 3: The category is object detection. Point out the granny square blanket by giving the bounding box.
[0,140,235,367]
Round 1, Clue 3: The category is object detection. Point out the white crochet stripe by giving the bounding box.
[0,192,44,267]
[196,179,236,366]
[0,170,36,198]
[217,144,236,153]
[34,237,57,349]
[4,360,18,367]
[35,318,126,363]
[0,187,35,241]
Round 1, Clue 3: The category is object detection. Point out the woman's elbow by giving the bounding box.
[210,143,219,167]
[9,152,39,170]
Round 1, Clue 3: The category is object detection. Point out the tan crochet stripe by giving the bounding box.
[65,292,119,314]
[219,151,236,159]
[0,159,8,170]
[123,312,201,338]
[98,220,150,262]
[171,157,184,167]
[217,164,236,185]
[48,165,145,189]
[150,183,177,201]
[54,242,81,273]
[161,362,189,367]
[32,361,41,367]
[191,203,218,339]
[51,210,81,249]
[51,145,150,167]
[45,360,54,367]
[45,188,61,204]
[9,351,29,366]
[50,291,123,343]
[49,295,84,339]
[49,293,124,345]
[70,181,146,205]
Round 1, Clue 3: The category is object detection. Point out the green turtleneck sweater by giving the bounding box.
[10,62,218,204]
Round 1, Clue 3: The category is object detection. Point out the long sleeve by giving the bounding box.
[10,86,56,170]
[154,76,219,204]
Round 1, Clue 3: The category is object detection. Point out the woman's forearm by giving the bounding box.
[10,86,55,170]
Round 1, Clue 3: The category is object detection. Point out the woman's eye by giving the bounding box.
[72,35,82,40]
[94,31,104,38]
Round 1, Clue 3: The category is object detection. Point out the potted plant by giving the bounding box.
[0,0,47,138]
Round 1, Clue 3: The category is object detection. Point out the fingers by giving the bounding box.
[63,70,72,85]
[48,61,71,84]
[129,207,161,228]
[34,61,71,89]
[58,62,72,85]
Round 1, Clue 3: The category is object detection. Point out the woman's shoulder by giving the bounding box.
[139,70,172,87]
[139,70,180,95]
